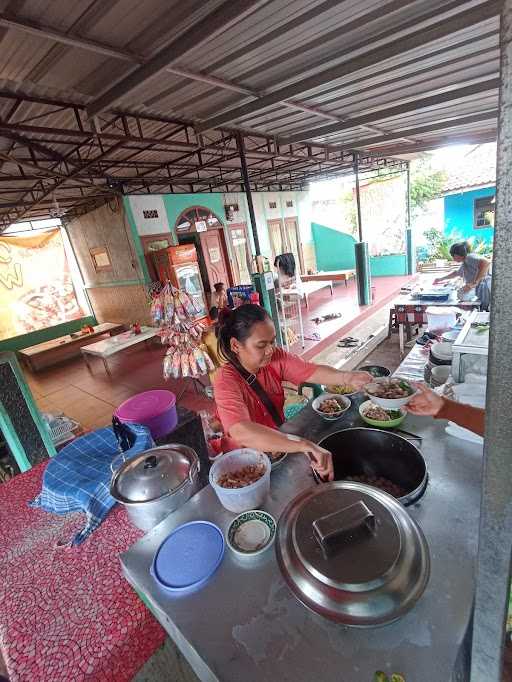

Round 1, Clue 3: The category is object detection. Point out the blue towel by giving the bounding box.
[29,423,153,545]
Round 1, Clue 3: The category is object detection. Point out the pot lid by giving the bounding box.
[152,521,225,592]
[115,389,176,422]
[276,482,430,627]
[111,444,197,503]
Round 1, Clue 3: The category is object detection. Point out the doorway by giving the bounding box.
[174,206,233,304]
[228,224,252,284]
[267,217,304,274]
[284,217,305,274]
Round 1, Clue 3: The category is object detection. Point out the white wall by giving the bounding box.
[128,195,170,235]
[221,190,312,261]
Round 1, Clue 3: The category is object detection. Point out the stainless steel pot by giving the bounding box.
[110,444,200,531]
[276,481,430,627]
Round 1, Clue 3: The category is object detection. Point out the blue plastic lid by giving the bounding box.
[152,521,225,592]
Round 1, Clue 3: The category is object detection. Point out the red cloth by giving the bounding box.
[0,463,165,682]
[214,347,316,449]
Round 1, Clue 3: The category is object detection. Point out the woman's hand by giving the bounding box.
[406,383,444,417]
[461,283,474,294]
[298,439,334,481]
[345,371,373,390]
[433,277,443,285]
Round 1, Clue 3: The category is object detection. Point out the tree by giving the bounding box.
[409,156,446,214]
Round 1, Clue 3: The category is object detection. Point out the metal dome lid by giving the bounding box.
[276,481,430,627]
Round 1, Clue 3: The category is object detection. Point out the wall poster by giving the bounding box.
[0,228,86,340]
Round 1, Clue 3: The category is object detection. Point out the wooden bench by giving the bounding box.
[18,322,125,372]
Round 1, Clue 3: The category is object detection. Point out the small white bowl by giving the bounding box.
[365,378,416,409]
[312,392,351,420]
[226,510,276,557]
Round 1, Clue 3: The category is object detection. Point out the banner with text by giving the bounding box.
[0,228,86,341]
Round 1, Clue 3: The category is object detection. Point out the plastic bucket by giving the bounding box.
[209,449,271,513]
[114,390,177,439]
[425,306,458,332]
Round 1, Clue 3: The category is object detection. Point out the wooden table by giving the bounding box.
[81,326,159,377]
[18,322,125,372]
[301,269,356,286]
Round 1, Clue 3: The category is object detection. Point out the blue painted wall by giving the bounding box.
[311,223,407,276]
[444,187,495,243]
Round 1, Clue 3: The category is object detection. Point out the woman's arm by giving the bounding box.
[229,420,334,480]
[434,270,461,284]
[460,257,490,293]
[308,366,372,390]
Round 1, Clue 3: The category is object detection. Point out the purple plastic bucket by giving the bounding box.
[115,390,177,439]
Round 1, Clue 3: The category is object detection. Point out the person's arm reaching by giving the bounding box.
[407,383,485,437]
[307,366,372,390]
[229,421,334,480]
[434,270,461,284]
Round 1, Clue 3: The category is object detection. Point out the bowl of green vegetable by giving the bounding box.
[359,400,406,429]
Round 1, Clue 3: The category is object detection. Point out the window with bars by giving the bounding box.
[473,196,495,229]
[286,200,294,208]
[269,201,277,209]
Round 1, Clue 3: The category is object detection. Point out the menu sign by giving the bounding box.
[0,228,85,340]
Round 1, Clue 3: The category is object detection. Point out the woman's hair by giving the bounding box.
[274,253,296,278]
[217,304,270,363]
[213,282,225,292]
[209,306,219,321]
[450,241,470,258]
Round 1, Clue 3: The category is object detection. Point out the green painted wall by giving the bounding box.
[0,315,96,352]
[312,222,407,276]
[370,254,407,276]
[163,193,225,231]
[311,223,356,270]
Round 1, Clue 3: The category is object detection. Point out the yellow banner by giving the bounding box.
[0,228,85,340]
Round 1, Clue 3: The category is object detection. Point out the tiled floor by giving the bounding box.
[24,275,411,432]
[27,344,213,432]
[287,275,412,358]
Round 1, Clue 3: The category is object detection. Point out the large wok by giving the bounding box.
[318,427,428,506]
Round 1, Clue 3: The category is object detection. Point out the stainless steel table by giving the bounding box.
[121,399,483,682]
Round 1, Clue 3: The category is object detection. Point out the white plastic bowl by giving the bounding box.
[209,449,271,513]
[365,378,416,409]
[311,392,351,420]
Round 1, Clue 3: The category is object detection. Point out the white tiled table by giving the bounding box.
[81,326,158,377]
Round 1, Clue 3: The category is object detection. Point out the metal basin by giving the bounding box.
[318,427,428,505]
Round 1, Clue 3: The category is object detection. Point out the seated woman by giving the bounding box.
[213,304,372,480]
[434,241,492,311]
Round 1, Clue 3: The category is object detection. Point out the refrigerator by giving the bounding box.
[152,244,208,321]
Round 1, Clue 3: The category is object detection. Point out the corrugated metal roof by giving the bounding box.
[0,0,501,225]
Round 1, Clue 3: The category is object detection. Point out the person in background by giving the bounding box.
[211,282,228,311]
[434,241,492,311]
[213,304,373,480]
[274,253,303,296]
[407,383,484,436]
[201,307,222,384]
